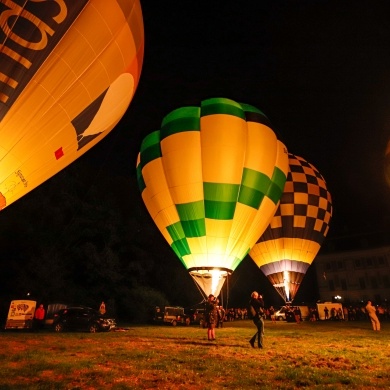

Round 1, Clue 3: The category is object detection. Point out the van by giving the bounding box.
[153,306,187,326]
[274,305,310,321]
[4,300,36,329]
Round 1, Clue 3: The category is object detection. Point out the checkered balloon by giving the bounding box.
[249,153,333,303]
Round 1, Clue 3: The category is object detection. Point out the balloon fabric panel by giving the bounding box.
[137,97,289,297]
[0,0,144,210]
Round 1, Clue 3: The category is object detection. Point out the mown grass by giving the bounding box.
[0,320,389,389]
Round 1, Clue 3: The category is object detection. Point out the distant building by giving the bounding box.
[315,245,390,305]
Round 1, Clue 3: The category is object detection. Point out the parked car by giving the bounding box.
[52,306,116,333]
[44,303,69,327]
[185,308,206,328]
[275,306,295,322]
[274,306,287,321]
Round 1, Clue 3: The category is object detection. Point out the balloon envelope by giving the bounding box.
[0,0,144,210]
[249,153,333,303]
[136,97,289,298]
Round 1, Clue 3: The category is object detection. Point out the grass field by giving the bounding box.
[0,319,389,389]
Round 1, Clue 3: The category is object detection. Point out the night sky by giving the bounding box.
[2,1,390,306]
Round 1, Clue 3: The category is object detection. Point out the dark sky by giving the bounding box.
[2,0,390,305]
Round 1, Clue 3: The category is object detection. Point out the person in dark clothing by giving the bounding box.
[248,291,265,348]
[205,294,217,341]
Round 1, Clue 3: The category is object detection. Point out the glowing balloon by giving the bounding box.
[0,0,144,210]
[136,97,289,298]
[249,153,333,303]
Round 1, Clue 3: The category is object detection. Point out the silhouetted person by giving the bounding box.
[248,291,264,348]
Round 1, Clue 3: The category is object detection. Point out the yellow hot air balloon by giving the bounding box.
[0,0,144,210]
[249,153,333,303]
[136,97,289,298]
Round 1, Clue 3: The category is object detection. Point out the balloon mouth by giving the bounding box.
[188,267,232,298]
[188,267,232,274]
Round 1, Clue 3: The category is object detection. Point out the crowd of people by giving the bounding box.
[207,303,390,323]
[204,297,386,347]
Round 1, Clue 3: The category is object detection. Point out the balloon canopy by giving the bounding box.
[249,153,333,303]
[136,97,289,298]
[0,0,144,210]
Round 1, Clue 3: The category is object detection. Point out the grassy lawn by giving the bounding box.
[0,320,389,389]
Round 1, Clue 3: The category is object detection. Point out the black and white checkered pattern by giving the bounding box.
[261,153,333,244]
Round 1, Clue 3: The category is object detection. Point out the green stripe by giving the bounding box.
[176,201,205,237]
[167,222,192,258]
[136,164,146,193]
[203,182,239,220]
[171,238,191,258]
[203,182,239,202]
[239,103,266,116]
[138,131,162,169]
[266,167,287,204]
[201,97,246,120]
[239,168,270,209]
[205,200,236,219]
[176,200,204,221]
[139,130,161,153]
[167,221,185,240]
[161,106,200,140]
[181,219,206,237]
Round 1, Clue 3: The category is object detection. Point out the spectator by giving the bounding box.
[34,304,46,330]
[365,300,380,331]
[269,306,276,323]
[324,306,329,320]
[205,294,217,341]
[293,307,301,324]
[248,291,265,349]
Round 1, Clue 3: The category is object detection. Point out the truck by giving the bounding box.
[4,300,36,330]
[153,306,187,326]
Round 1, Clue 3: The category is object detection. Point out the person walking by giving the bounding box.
[205,294,217,341]
[248,291,265,349]
[365,300,380,331]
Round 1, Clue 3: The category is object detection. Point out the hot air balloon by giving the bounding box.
[0,0,144,210]
[249,153,333,303]
[136,97,289,298]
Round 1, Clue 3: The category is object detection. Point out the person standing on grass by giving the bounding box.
[205,294,217,341]
[269,305,276,323]
[294,306,301,324]
[248,291,265,349]
[365,300,380,331]
[34,304,46,330]
[324,306,329,320]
